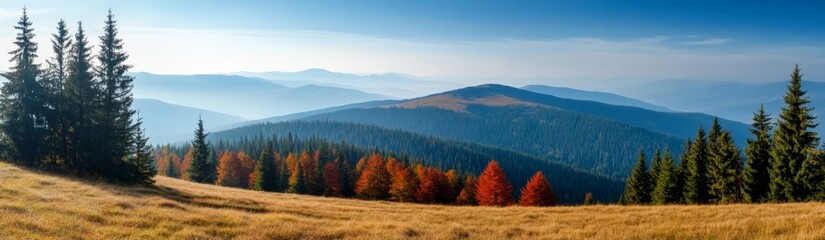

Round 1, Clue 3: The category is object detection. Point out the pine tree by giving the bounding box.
[475,161,513,206]
[674,139,692,203]
[649,148,663,191]
[708,131,743,203]
[652,149,679,204]
[129,113,155,185]
[43,19,71,166]
[62,21,98,173]
[187,117,212,183]
[684,127,710,204]
[743,105,773,203]
[518,171,557,206]
[278,153,292,192]
[287,161,306,194]
[622,151,651,204]
[252,141,278,191]
[0,8,47,165]
[771,65,820,202]
[706,118,723,202]
[95,10,137,181]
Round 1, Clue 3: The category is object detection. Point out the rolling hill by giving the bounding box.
[2,161,823,239]
[131,99,245,144]
[130,72,393,119]
[295,84,750,178]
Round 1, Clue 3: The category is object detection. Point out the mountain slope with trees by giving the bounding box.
[295,85,751,178]
[207,121,624,203]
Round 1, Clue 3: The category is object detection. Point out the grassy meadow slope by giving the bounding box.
[2,162,824,239]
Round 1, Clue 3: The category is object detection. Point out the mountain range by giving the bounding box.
[613,79,825,133]
[232,68,464,99]
[130,72,392,119]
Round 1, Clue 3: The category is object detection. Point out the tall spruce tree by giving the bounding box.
[770,65,820,202]
[95,10,137,180]
[652,148,679,204]
[708,131,743,203]
[63,22,98,172]
[0,8,47,165]
[622,151,651,204]
[706,118,723,202]
[130,112,155,185]
[252,141,279,191]
[683,127,710,204]
[649,148,663,191]
[187,117,213,183]
[674,139,692,203]
[743,105,773,203]
[42,19,71,165]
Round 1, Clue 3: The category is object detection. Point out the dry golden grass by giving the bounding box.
[1,161,824,240]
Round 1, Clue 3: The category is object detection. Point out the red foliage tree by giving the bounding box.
[475,161,513,206]
[456,175,478,205]
[518,171,557,206]
[355,154,391,200]
[415,167,450,203]
[323,160,343,197]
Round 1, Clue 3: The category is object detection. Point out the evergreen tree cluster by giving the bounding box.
[0,9,153,184]
[622,65,825,204]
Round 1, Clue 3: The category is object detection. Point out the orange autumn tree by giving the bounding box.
[456,175,478,205]
[355,153,390,200]
[475,160,513,206]
[215,151,256,188]
[389,165,418,202]
[179,147,195,180]
[322,160,343,197]
[154,148,181,178]
[518,171,557,207]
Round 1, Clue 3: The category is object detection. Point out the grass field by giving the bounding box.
[1,161,824,239]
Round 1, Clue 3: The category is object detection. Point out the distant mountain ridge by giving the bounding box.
[232,68,464,99]
[617,79,825,134]
[522,84,672,112]
[130,72,393,119]
[132,99,245,144]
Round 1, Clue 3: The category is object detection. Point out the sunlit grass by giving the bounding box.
[1,161,823,239]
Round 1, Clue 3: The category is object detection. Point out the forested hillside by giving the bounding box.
[207,121,624,203]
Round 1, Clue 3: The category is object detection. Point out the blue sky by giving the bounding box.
[0,0,824,87]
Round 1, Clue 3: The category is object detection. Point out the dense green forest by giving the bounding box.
[304,104,685,179]
[205,121,624,203]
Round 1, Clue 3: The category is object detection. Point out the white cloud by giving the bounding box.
[681,38,730,46]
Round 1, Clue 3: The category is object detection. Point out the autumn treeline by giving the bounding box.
[154,142,558,206]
